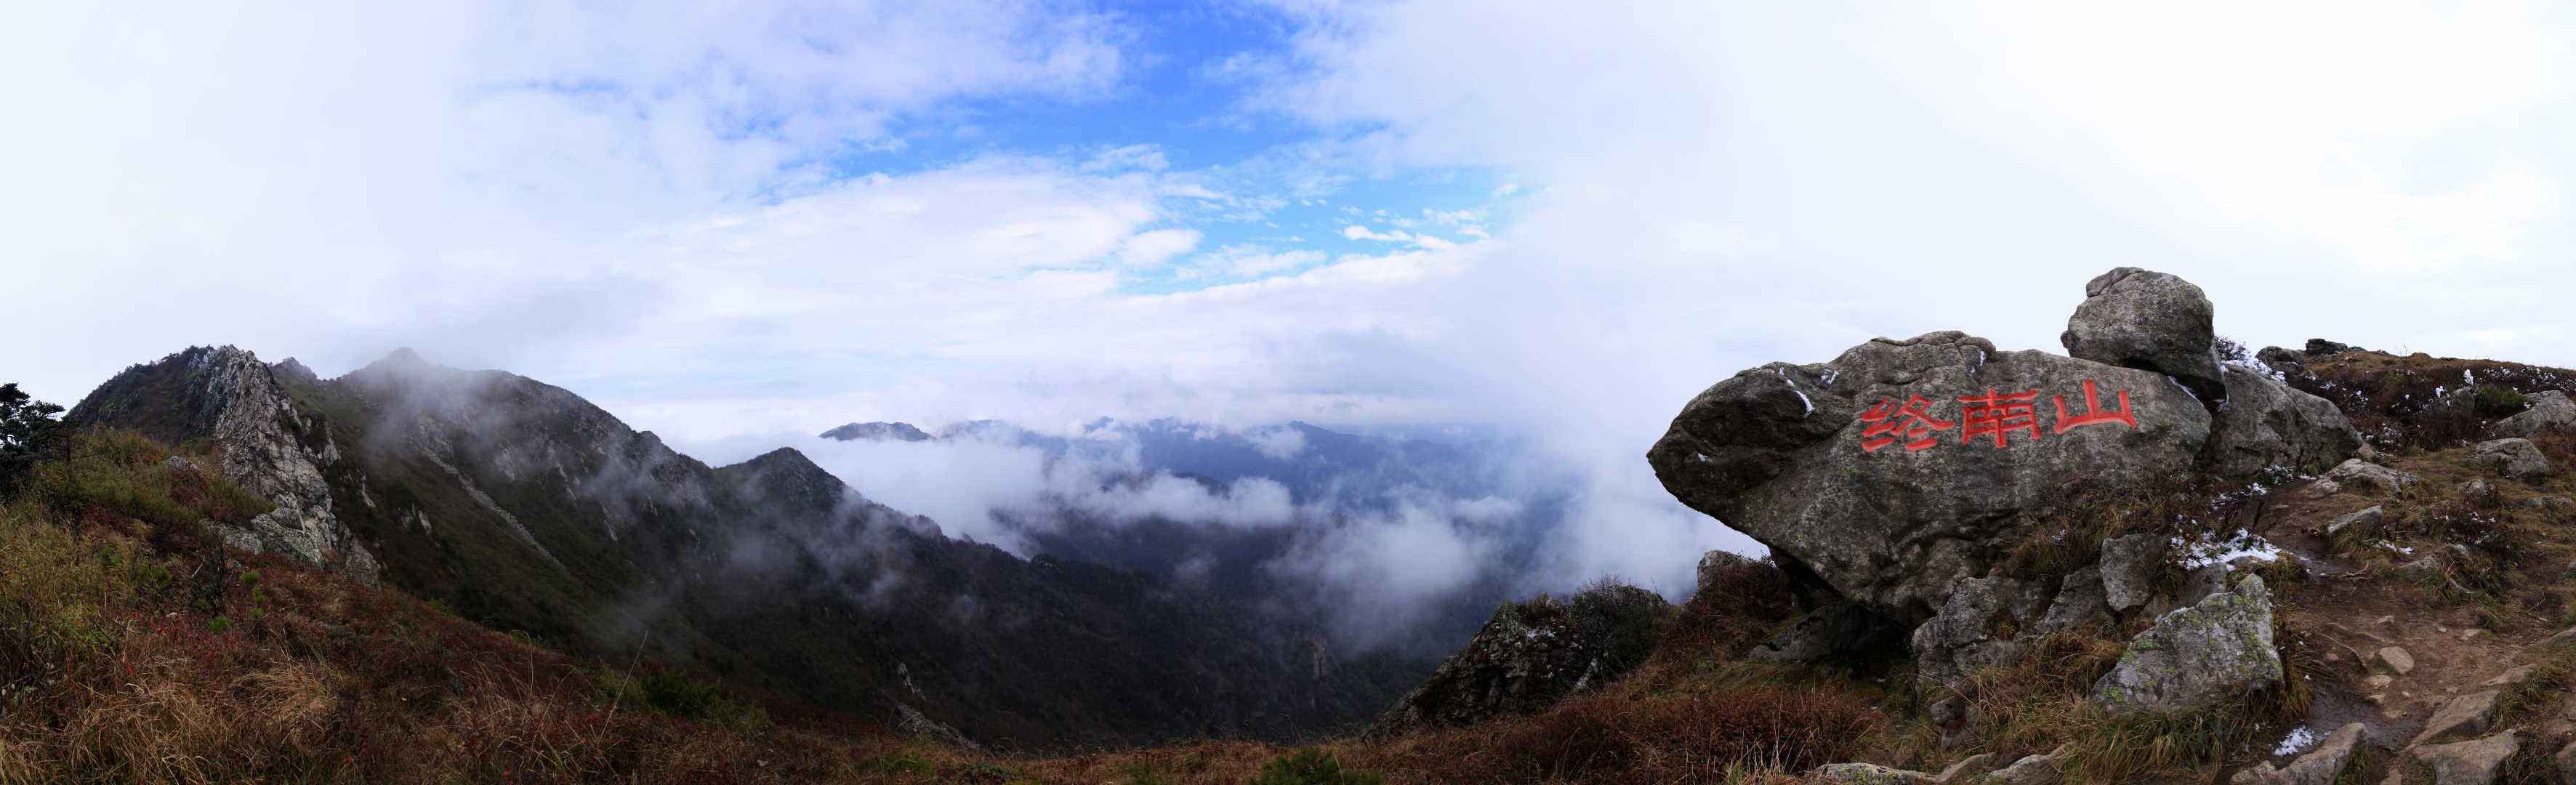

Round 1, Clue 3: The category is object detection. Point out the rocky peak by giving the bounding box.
[71,346,381,583]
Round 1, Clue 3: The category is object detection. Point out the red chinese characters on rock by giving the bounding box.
[1957,389,2042,448]
[1859,395,1953,453]
[1856,379,2139,452]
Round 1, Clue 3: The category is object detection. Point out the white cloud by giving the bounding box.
[1116,228,1204,267]
[1341,225,1409,241]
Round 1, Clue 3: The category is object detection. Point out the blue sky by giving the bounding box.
[12,0,2576,595]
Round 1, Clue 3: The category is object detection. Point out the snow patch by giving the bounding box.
[2272,725,2319,757]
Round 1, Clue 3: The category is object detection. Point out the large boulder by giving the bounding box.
[2061,267,2224,404]
[2471,438,2550,479]
[2090,573,2282,715]
[2205,363,2362,476]
[1650,331,2211,621]
[2491,390,2576,438]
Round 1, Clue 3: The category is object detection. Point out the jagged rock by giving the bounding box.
[1977,748,2065,785]
[2471,438,2550,479]
[2410,689,2499,746]
[2257,346,2307,375]
[892,701,983,752]
[1696,549,1756,594]
[1370,584,1670,735]
[2175,563,2230,608]
[2099,534,2169,613]
[2233,722,2365,785]
[2412,730,2517,785]
[1936,754,2001,783]
[1745,600,1900,663]
[2306,459,2419,498]
[2491,390,2576,439]
[2378,646,2417,675]
[2091,574,2282,714]
[2305,339,2352,357]
[1913,576,2035,688]
[70,346,380,583]
[2038,565,2105,630]
[2206,363,2362,476]
[2061,267,2224,404]
[2325,506,2386,542]
[1650,329,2211,621]
[1811,762,1935,785]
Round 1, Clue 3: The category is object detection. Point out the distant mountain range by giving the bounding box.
[818,418,1570,653]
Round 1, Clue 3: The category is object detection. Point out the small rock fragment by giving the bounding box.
[2378,646,2416,675]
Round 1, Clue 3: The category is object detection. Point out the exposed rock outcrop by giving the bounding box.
[2491,390,2576,438]
[70,346,380,583]
[1369,584,1670,736]
[2061,267,2224,405]
[2206,363,2360,476]
[2306,459,2419,498]
[2090,573,2282,715]
[2412,730,2518,785]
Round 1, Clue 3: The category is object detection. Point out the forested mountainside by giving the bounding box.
[62,346,1423,749]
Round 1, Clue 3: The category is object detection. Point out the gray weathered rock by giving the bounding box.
[2552,738,2576,785]
[2061,267,2225,404]
[2256,346,2306,375]
[1977,749,2065,785]
[2306,459,2420,498]
[2091,574,2282,714]
[2099,534,2170,613]
[1370,584,1670,735]
[1649,331,2211,621]
[2410,689,2499,747]
[2377,646,2416,675]
[2412,730,2518,785]
[2305,339,2353,356]
[2325,506,2386,542]
[2233,722,2365,785]
[2471,438,2550,479]
[1936,754,2000,784]
[2039,565,2106,630]
[1913,576,2034,687]
[2206,363,2362,476]
[1811,762,1934,785]
[2492,390,2576,439]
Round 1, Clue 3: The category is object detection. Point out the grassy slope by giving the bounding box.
[0,428,948,784]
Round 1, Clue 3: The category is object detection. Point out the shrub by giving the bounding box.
[1250,749,1383,785]
[2474,385,2533,419]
